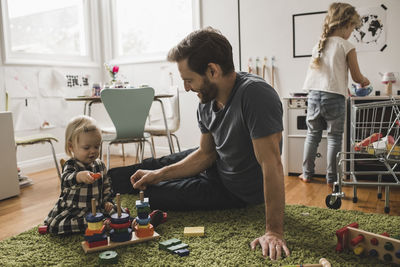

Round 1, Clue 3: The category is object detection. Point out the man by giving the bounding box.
[121,27,289,260]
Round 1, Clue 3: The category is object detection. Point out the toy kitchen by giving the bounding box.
[282,93,327,177]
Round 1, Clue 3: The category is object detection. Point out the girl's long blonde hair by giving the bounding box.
[312,2,361,68]
[65,115,100,157]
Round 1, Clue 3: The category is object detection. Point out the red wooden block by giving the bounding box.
[87,239,108,248]
[38,225,48,234]
[85,225,105,236]
[91,173,101,180]
[110,221,131,229]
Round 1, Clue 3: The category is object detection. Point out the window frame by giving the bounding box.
[0,0,99,67]
[104,0,201,65]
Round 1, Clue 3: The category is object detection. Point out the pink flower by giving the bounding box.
[112,66,119,74]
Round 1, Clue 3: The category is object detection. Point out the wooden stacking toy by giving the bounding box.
[84,198,107,248]
[336,222,400,265]
[81,192,160,253]
[134,191,154,238]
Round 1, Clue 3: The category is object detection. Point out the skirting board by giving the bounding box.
[81,231,160,253]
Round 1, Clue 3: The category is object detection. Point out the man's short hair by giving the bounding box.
[167,27,234,75]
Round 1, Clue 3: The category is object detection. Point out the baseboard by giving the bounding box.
[17,152,67,174]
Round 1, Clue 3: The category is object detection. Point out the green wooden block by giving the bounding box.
[167,243,189,253]
[159,238,181,250]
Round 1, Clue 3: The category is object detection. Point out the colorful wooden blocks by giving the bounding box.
[159,238,182,251]
[336,222,400,265]
[184,226,205,237]
[159,238,190,256]
[81,193,160,254]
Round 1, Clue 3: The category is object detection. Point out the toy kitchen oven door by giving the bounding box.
[283,97,327,176]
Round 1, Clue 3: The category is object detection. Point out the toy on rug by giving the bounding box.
[99,250,118,265]
[159,238,190,257]
[81,193,160,254]
[184,226,205,237]
[336,222,400,265]
[283,258,330,267]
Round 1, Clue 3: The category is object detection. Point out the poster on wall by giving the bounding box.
[349,5,386,52]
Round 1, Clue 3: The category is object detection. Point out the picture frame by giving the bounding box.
[292,11,327,58]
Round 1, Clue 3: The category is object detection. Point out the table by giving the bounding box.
[65,94,174,154]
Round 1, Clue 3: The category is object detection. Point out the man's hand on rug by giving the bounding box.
[130,169,161,190]
[250,232,290,261]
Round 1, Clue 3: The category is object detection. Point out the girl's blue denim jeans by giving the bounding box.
[302,90,345,183]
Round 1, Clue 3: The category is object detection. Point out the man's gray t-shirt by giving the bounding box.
[197,72,283,204]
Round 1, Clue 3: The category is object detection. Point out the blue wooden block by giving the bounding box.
[85,233,107,243]
[174,248,190,257]
[110,228,132,242]
[86,212,104,223]
[135,198,149,208]
[135,216,151,225]
[110,213,130,224]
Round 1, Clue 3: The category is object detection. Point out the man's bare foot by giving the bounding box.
[298,174,311,183]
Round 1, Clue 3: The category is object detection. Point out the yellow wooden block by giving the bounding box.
[88,221,103,230]
[184,226,205,237]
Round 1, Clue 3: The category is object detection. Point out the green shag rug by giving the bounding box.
[1,194,399,267]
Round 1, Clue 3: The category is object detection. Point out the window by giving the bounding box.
[0,0,97,66]
[109,0,200,63]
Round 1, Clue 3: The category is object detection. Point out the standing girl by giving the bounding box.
[300,2,370,185]
[44,115,115,234]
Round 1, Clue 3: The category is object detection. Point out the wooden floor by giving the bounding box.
[0,155,399,241]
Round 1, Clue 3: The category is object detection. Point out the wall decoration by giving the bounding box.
[5,68,38,98]
[292,11,327,58]
[349,5,386,52]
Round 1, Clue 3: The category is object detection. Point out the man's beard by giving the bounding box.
[198,77,218,104]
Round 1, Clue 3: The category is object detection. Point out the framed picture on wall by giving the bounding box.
[292,11,327,58]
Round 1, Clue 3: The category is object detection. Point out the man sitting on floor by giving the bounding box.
[109,27,289,260]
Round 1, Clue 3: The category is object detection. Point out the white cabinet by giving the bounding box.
[0,112,20,200]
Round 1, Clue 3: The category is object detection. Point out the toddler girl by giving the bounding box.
[44,115,115,234]
[300,2,370,185]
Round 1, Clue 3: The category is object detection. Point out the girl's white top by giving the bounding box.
[303,36,355,97]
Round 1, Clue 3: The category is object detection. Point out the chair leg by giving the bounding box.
[122,144,125,163]
[107,143,111,171]
[171,134,181,152]
[135,144,140,163]
[47,140,61,181]
[140,142,145,162]
[100,140,104,160]
[150,136,156,158]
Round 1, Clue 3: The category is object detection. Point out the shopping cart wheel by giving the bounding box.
[325,194,341,210]
[352,197,358,203]
[377,193,382,199]
[384,207,390,213]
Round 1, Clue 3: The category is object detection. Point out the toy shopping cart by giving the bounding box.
[326,98,400,213]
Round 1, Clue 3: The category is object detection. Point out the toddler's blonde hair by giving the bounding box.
[312,2,361,68]
[65,115,101,157]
